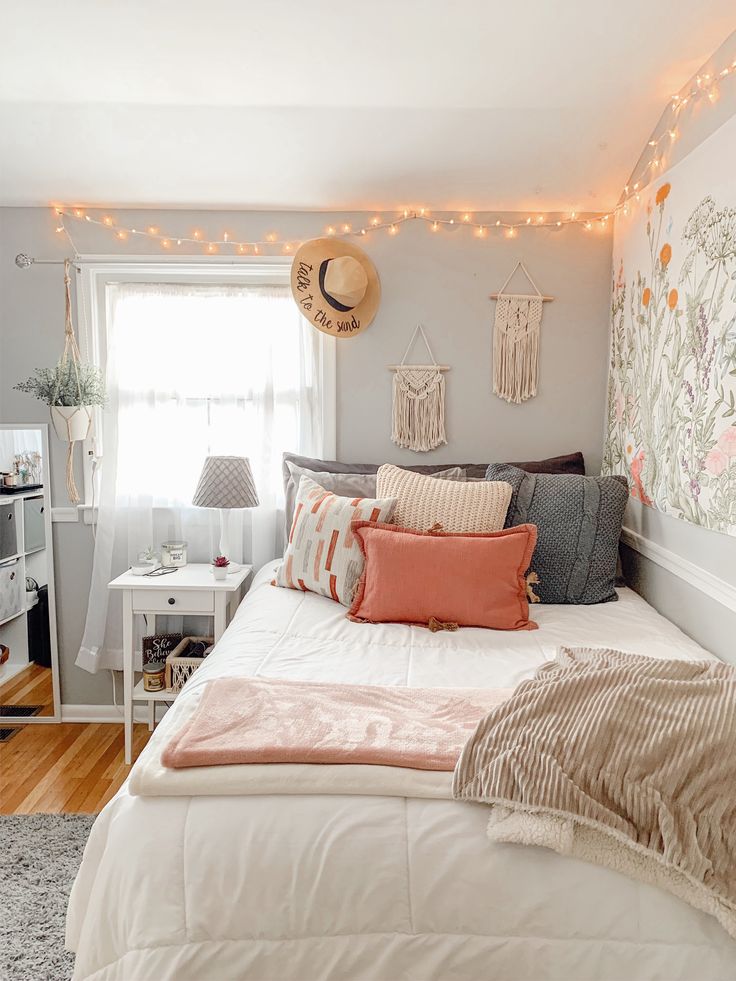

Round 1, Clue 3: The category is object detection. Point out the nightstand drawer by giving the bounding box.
[131,589,215,614]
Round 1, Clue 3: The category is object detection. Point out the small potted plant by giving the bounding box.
[14,360,106,442]
[212,555,230,580]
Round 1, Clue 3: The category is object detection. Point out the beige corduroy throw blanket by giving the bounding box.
[453,647,736,938]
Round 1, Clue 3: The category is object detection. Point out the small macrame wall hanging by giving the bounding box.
[490,261,553,404]
[389,325,449,452]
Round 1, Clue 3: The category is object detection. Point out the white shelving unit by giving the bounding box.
[0,488,49,687]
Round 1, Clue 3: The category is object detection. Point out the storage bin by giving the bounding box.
[0,503,17,560]
[164,635,213,692]
[23,496,45,552]
[0,558,22,622]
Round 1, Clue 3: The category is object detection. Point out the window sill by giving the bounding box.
[50,505,97,525]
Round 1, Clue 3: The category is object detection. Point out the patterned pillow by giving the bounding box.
[485,464,628,604]
[274,475,396,605]
[376,464,511,534]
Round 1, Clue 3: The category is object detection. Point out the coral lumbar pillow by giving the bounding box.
[377,463,511,533]
[274,475,396,605]
[348,521,538,631]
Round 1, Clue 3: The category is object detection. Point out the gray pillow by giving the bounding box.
[486,464,628,605]
[284,462,466,538]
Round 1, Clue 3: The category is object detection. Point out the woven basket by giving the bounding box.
[164,635,213,693]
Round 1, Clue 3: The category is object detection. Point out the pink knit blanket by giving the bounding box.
[161,677,511,771]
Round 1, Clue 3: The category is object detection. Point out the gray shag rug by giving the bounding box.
[0,813,94,981]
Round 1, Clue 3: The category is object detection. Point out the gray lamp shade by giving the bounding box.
[192,456,259,509]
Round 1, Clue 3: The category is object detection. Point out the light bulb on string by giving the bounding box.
[505,227,517,239]
[193,230,202,240]
[432,221,439,232]
[116,230,127,240]
[103,216,113,226]
[161,239,171,249]
[388,224,398,235]
[326,226,336,236]
[148,226,159,235]
[341,224,351,233]
[370,217,381,227]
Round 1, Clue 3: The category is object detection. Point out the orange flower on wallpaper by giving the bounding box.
[642,287,651,307]
[655,182,671,205]
[660,243,672,266]
[668,288,678,310]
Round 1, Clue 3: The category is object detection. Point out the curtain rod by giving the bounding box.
[14,253,291,268]
[15,254,80,268]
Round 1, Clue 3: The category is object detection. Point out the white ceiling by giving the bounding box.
[0,1,734,211]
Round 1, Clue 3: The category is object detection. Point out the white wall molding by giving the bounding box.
[61,703,168,723]
[621,526,736,616]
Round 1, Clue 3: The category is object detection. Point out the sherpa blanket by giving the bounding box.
[161,676,510,770]
[453,647,736,939]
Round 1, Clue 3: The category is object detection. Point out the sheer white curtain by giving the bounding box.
[77,281,327,673]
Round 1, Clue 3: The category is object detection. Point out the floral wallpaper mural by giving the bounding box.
[604,116,736,535]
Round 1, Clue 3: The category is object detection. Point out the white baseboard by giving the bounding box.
[61,703,168,723]
[620,526,736,615]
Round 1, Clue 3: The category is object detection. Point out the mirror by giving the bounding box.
[0,424,60,721]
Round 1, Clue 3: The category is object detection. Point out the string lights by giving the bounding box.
[49,54,735,254]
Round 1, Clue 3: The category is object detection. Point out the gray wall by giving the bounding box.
[0,207,612,703]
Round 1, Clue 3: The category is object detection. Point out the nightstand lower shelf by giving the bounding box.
[132,678,179,702]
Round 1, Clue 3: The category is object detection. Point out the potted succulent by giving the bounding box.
[212,555,230,580]
[14,360,106,442]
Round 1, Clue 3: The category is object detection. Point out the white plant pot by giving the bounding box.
[212,565,228,580]
[50,405,93,442]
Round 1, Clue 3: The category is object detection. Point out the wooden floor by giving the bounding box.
[0,662,54,715]
[0,723,151,814]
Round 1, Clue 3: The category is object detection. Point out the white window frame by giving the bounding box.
[76,256,336,513]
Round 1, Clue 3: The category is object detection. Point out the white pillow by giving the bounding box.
[376,464,511,534]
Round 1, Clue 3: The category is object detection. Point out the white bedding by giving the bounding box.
[67,563,736,981]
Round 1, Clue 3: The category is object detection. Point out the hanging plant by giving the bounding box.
[13,260,106,503]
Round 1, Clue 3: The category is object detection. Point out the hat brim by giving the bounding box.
[290,238,381,338]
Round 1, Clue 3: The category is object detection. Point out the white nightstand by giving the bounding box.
[109,563,252,764]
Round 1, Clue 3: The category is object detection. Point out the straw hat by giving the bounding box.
[290,238,380,338]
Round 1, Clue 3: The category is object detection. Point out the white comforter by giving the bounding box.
[67,564,736,981]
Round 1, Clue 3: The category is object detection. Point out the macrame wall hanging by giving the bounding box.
[490,261,554,404]
[389,325,449,452]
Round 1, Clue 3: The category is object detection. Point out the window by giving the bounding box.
[79,262,335,510]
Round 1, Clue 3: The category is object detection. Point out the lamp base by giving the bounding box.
[218,509,241,573]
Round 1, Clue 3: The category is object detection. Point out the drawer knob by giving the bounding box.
[168,597,175,605]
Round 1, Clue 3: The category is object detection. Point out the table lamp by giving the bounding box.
[192,456,259,572]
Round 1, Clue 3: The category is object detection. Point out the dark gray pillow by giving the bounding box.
[486,464,628,605]
[283,451,585,490]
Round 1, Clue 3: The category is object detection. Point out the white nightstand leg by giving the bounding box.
[214,592,227,643]
[123,590,134,764]
[148,701,155,731]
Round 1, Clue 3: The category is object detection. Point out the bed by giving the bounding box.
[67,562,736,981]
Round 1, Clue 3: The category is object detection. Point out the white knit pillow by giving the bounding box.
[274,475,396,605]
[376,464,511,533]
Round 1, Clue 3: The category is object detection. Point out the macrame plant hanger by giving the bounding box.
[490,261,553,404]
[388,324,449,452]
[51,259,92,504]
